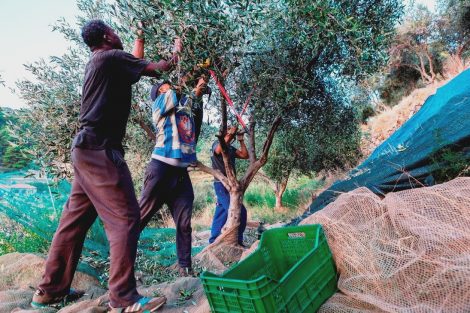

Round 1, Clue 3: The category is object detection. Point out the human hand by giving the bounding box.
[237,132,245,141]
[196,77,207,89]
[131,20,145,39]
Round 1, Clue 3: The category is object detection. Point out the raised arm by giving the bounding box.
[142,37,182,77]
[142,58,178,77]
[131,24,182,77]
[214,142,223,155]
[131,22,145,58]
[192,76,207,143]
[132,38,145,58]
[235,132,249,159]
[193,75,209,97]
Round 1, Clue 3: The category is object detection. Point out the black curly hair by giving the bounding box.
[81,19,110,48]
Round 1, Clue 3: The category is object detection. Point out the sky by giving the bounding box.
[415,0,436,11]
[0,0,77,109]
[0,0,437,109]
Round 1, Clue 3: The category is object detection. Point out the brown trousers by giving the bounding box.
[38,148,141,308]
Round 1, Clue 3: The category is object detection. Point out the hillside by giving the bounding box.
[361,80,448,157]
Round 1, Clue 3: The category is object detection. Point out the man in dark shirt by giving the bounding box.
[31,20,181,312]
[209,126,249,245]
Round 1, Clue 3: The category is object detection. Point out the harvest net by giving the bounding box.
[301,177,470,313]
[0,171,201,278]
[298,69,470,219]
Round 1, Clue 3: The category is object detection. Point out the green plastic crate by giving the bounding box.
[200,225,337,313]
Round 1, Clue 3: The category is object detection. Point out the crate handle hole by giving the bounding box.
[218,286,237,295]
[287,232,306,238]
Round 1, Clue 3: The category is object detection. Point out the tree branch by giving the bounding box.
[212,75,238,186]
[131,115,153,145]
[278,175,289,196]
[424,48,436,82]
[248,114,256,164]
[260,116,282,164]
[240,115,282,189]
[306,48,323,74]
[137,118,155,142]
[457,39,470,58]
[418,54,432,83]
[131,103,155,143]
[195,161,230,189]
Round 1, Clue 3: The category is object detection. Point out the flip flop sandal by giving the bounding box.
[31,288,85,308]
[109,296,167,313]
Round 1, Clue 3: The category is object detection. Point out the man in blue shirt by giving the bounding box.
[209,126,249,245]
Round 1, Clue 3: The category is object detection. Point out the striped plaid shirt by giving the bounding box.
[151,90,197,164]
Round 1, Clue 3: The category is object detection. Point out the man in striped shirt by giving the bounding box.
[139,76,207,276]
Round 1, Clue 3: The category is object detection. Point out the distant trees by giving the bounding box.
[262,102,361,209]
[437,0,470,73]
[0,109,8,167]
[382,0,470,105]
[389,6,441,84]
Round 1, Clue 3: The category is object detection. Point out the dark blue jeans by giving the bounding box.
[209,181,247,244]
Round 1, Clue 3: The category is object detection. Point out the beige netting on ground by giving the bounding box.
[301,177,470,313]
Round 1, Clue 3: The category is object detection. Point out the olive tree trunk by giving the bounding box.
[274,178,289,209]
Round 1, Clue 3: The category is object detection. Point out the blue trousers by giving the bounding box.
[209,181,247,244]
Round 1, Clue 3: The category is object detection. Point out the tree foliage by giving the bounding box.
[14,0,402,177]
[111,0,259,83]
[237,0,398,207]
[437,0,470,57]
[0,108,32,169]
[263,99,361,207]
[0,108,7,163]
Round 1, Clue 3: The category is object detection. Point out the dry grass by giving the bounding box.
[443,55,470,78]
[362,62,470,157]
[361,79,448,157]
[191,206,216,230]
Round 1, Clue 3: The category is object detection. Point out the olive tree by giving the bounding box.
[389,5,443,84]
[192,0,401,255]
[206,0,402,237]
[262,101,361,209]
[436,0,470,73]
[15,0,402,260]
